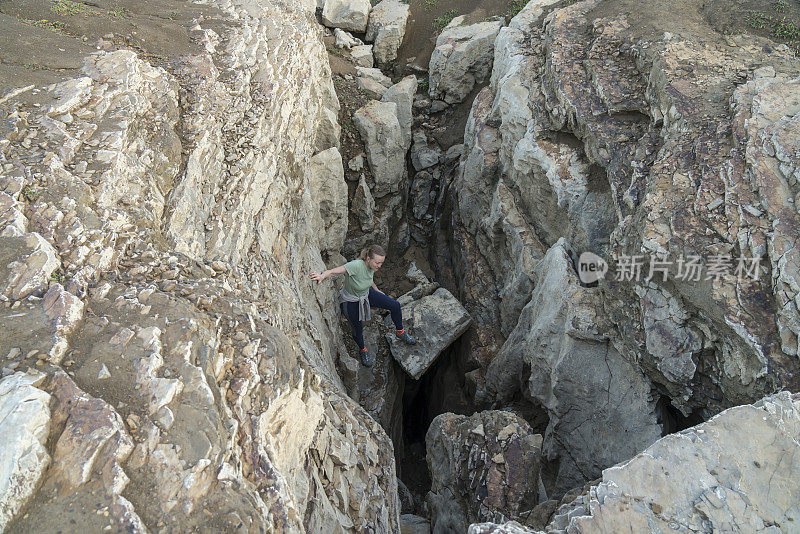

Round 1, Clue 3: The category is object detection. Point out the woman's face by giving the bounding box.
[366,254,385,271]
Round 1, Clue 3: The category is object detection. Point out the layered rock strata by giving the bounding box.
[0,0,400,531]
[450,0,800,496]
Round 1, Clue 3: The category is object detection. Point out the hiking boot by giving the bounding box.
[396,329,417,345]
[360,347,375,367]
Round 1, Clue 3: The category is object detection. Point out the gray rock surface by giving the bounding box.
[426,411,543,533]
[386,287,471,379]
[401,514,432,534]
[365,0,410,65]
[321,0,371,33]
[381,75,417,149]
[308,147,348,253]
[470,391,800,533]
[429,17,504,104]
[357,76,389,98]
[352,174,376,231]
[483,239,662,495]
[410,130,441,171]
[452,0,800,498]
[353,100,405,197]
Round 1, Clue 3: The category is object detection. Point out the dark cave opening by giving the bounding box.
[397,338,476,508]
[657,396,705,436]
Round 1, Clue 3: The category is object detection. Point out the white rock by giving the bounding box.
[353,100,405,197]
[381,75,417,149]
[308,147,348,252]
[429,17,504,104]
[0,371,51,531]
[348,154,365,171]
[365,0,410,65]
[334,28,362,50]
[356,67,393,87]
[350,45,374,68]
[322,0,371,33]
[98,364,111,379]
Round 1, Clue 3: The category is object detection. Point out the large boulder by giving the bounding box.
[365,0,410,65]
[381,75,417,149]
[350,44,374,68]
[386,286,471,379]
[426,411,543,533]
[0,371,51,532]
[482,240,662,495]
[353,100,406,197]
[308,147,348,253]
[321,0,371,33]
[429,17,504,104]
[471,391,800,533]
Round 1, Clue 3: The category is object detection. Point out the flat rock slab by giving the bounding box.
[387,287,471,379]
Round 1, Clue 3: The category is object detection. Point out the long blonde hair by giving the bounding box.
[359,244,386,261]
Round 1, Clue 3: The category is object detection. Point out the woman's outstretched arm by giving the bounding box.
[310,264,347,284]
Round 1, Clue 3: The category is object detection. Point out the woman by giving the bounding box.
[310,244,417,367]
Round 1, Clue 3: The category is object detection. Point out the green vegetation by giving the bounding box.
[424,0,437,9]
[21,185,40,201]
[433,9,458,31]
[50,0,130,18]
[747,2,800,54]
[21,18,67,35]
[417,78,429,93]
[506,0,529,19]
[51,0,98,16]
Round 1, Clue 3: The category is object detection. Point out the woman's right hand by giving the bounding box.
[310,271,327,284]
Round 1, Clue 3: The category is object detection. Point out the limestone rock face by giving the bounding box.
[483,240,662,495]
[354,100,406,198]
[452,0,800,496]
[386,286,471,379]
[365,0,410,65]
[426,411,543,533]
[0,0,400,530]
[470,392,800,533]
[381,75,417,149]
[0,371,51,532]
[321,0,371,33]
[429,17,504,104]
[308,147,348,253]
[353,174,376,231]
[351,44,375,68]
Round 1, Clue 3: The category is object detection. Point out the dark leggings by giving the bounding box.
[343,288,403,350]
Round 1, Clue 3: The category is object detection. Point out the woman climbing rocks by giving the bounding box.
[310,244,417,367]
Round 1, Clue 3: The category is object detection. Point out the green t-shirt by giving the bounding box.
[344,259,374,297]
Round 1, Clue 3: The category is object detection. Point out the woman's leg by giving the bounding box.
[368,288,403,331]
[343,301,365,349]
